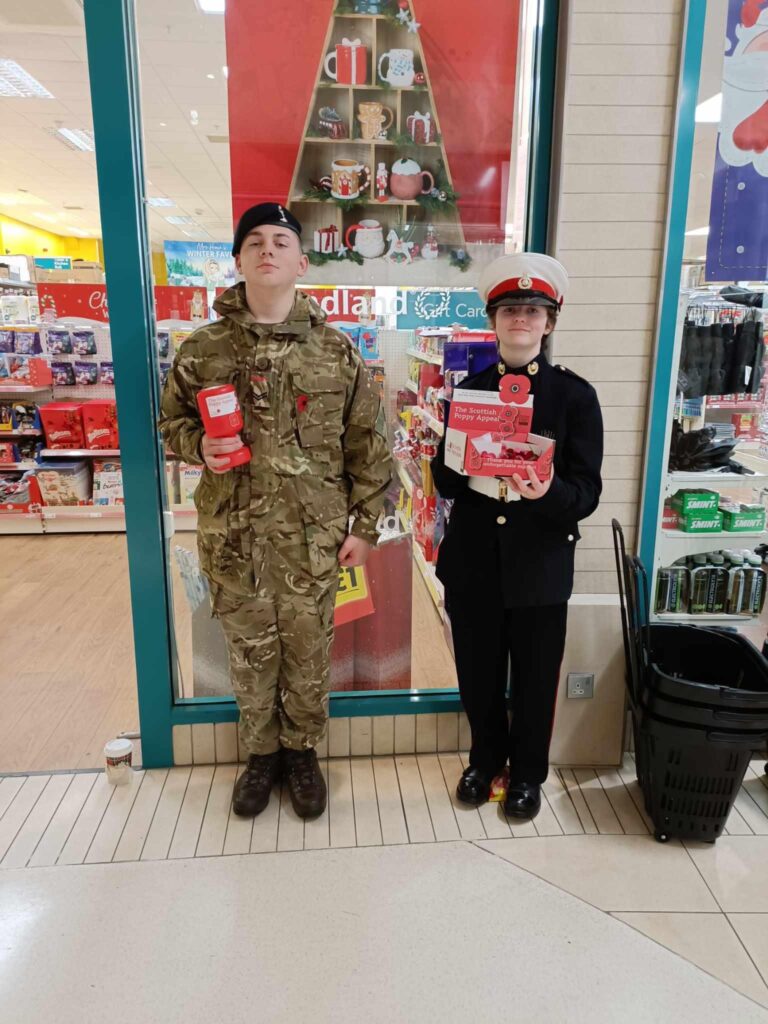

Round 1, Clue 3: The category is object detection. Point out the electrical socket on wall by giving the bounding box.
[567,672,594,699]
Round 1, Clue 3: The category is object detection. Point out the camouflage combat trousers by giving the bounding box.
[214,550,339,756]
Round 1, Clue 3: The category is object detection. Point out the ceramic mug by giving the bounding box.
[325,39,368,85]
[328,158,370,200]
[389,158,435,200]
[357,101,394,140]
[345,219,385,259]
[378,48,415,88]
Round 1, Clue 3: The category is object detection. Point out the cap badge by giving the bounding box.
[277,205,288,223]
[519,275,532,290]
[528,361,539,376]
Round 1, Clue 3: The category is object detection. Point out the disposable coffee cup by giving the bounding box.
[104,738,133,786]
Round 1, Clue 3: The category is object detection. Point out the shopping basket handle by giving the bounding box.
[713,709,768,724]
[705,730,765,744]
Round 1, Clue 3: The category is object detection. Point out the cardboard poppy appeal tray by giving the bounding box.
[444,376,555,481]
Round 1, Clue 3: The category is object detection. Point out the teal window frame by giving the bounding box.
[637,1,707,574]
[82,0,560,768]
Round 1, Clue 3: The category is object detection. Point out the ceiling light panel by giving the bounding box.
[0,59,54,98]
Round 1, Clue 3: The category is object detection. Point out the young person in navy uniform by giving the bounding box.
[431,253,603,820]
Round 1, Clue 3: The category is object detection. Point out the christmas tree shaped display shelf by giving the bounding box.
[287,0,470,284]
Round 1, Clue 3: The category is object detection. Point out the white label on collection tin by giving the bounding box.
[204,391,238,418]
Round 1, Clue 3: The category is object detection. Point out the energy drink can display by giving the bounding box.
[705,554,729,614]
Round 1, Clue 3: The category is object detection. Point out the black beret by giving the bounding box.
[232,203,302,255]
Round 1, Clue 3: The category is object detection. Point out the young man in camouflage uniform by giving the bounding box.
[160,203,392,819]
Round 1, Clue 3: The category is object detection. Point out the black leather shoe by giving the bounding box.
[283,748,327,819]
[504,781,541,820]
[232,752,281,817]
[456,766,493,806]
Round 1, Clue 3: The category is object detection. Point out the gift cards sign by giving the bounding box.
[396,288,485,329]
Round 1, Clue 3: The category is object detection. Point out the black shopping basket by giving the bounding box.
[612,519,768,843]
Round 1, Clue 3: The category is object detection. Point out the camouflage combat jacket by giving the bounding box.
[159,285,392,596]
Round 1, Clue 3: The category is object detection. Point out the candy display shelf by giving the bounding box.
[0,511,44,534]
[40,448,121,458]
[412,539,443,617]
[406,348,443,366]
[0,505,198,535]
[412,405,443,436]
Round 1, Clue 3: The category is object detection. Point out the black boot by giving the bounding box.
[232,752,281,817]
[282,748,327,819]
[456,766,494,806]
[504,781,541,821]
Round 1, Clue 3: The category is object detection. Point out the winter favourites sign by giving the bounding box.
[444,379,554,480]
[706,0,768,281]
[164,242,237,288]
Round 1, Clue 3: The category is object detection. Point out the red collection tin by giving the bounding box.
[196,384,251,469]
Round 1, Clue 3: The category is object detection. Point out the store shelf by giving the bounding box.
[0,384,52,393]
[40,448,120,458]
[707,401,761,410]
[396,461,414,497]
[661,529,768,541]
[36,505,198,534]
[405,379,418,393]
[655,611,753,624]
[0,462,36,471]
[291,194,419,206]
[172,506,198,532]
[0,279,36,290]
[0,511,43,534]
[396,509,411,533]
[412,406,444,436]
[42,506,126,533]
[666,468,768,491]
[413,541,444,616]
[657,528,768,563]
[406,348,443,366]
[0,430,42,438]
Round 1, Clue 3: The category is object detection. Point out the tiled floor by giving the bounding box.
[1,754,768,1019]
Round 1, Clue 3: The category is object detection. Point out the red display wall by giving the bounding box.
[224,0,520,242]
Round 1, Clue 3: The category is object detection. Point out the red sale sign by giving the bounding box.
[38,283,109,322]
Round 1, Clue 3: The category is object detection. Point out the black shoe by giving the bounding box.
[283,748,327,819]
[503,781,541,821]
[232,752,281,817]
[456,766,493,806]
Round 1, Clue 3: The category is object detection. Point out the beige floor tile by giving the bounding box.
[3,843,768,1024]
[371,756,408,846]
[686,838,768,913]
[730,915,768,992]
[1,775,73,869]
[196,765,238,857]
[328,758,355,849]
[478,835,719,912]
[28,774,97,868]
[416,754,461,842]
[613,912,768,1009]
[394,755,434,843]
[349,758,382,848]
[276,785,305,853]
[112,770,168,863]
